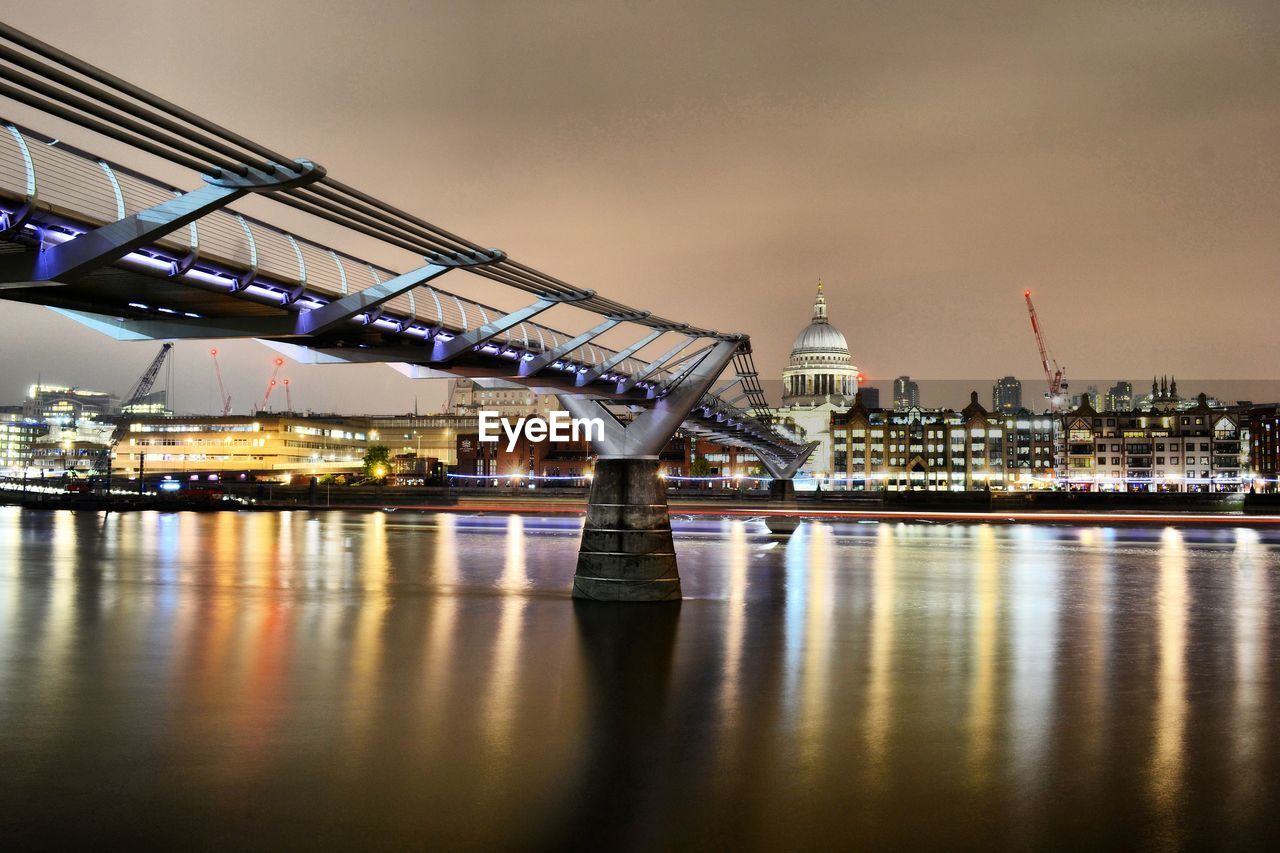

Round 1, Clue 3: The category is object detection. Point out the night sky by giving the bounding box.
[1,0,1277,413]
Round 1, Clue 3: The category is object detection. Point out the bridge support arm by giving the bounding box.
[557,338,742,602]
[758,442,818,534]
[757,441,818,481]
[617,334,695,391]
[32,160,323,284]
[577,328,663,385]
[35,182,245,282]
[519,317,621,376]
[300,262,447,336]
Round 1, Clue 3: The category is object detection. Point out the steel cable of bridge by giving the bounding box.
[270,192,454,259]
[280,193,589,307]
[0,22,297,173]
[301,182,489,259]
[0,43,259,176]
[473,267,586,300]
[267,192,639,336]
[280,188,471,258]
[317,178,490,255]
[0,60,249,178]
[471,255,726,336]
[0,79,217,176]
[275,192,599,304]
[270,191,610,308]
[282,186,603,305]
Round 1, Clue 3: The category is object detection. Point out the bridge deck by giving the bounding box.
[0,123,645,379]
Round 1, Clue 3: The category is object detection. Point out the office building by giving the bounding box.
[0,414,45,472]
[893,376,919,408]
[24,383,118,426]
[1105,381,1133,412]
[118,414,372,479]
[992,376,1022,413]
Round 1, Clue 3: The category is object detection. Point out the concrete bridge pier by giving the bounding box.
[559,339,742,602]
[759,446,816,536]
[576,457,681,601]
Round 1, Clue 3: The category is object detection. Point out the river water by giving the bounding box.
[0,506,1277,850]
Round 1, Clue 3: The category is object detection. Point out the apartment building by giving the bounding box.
[1060,394,1246,491]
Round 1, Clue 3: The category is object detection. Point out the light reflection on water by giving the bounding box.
[0,506,1278,849]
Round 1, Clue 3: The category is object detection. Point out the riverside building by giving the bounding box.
[1249,406,1280,489]
[24,383,117,426]
[828,392,1056,491]
[371,414,476,468]
[0,413,45,472]
[1059,394,1247,491]
[118,414,372,480]
[447,379,559,419]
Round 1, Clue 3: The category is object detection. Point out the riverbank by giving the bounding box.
[8,481,1280,523]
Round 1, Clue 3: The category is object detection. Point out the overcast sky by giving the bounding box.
[1,0,1278,413]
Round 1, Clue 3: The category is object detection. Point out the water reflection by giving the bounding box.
[968,525,1000,789]
[1,506,1279,849]
[1231,528,1269,834]
[864,523,895,770]
[1151,527,1189,847]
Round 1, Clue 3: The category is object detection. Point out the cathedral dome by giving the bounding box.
[781,281,858,407]
[789,280,850,357]
[792,319,849,354]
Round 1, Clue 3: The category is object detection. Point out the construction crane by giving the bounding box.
[258,357,285,411]
[209,348,232,416]
[121,342,174,414]
[108,342,174,484]
[1024,290,1068,412]
[282,378,292,412]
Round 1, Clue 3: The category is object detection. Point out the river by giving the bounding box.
[0,507,1277,849]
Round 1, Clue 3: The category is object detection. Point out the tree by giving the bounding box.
[689,455,712,478]
[363,445,391,480]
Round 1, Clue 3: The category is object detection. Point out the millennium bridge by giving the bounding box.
[0,23,813,601]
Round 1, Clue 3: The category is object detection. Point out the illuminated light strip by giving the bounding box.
[665,474,749,481]
[447,472,589,480]
[243,283,287,301]
[183,267,235,288]
[121,252,174,273]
